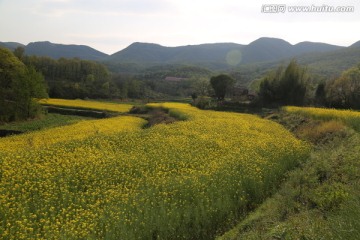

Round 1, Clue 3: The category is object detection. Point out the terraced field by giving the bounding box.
[0,100,309,239]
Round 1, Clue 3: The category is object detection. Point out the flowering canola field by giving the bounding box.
[0,101,309,239]
[284,106,360,131]
[39,98,133,113]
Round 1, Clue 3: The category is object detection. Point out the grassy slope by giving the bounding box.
[218,112,360,240]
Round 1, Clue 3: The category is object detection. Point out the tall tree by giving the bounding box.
[258,60,309,106]
[0,48,47,122]
[13,46,25,61]
[210,74,235,100]
[326,64,360,108]
[314,82,326,106]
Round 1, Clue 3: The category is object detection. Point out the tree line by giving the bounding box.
[15,47,212,100]
[192,59,360,110]
[257,60,360,109]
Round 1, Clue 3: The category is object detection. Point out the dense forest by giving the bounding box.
[8,47,212,100]
[21,55,117,99]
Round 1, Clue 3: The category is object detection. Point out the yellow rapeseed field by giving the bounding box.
[39,98,133,113]
[284,106,360,131]
[0,101,310,239]
[0,116,146,153]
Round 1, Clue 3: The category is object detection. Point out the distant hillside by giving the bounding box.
[297,47,360,77]
[233,45,360,87]
[1,38,359,81]
[294,41,343,53]
[24,41,109,61]
[107,38,343,69]
[240,37,293,63]
[350,40,360,48]
[108,42,244,69]
[0,42,25,51]
[1,41,109,61]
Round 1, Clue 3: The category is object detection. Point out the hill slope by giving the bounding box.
[0,42,25,51]
[108,42,245,69]
[350,40,360,48]
[1,38,358,79]
[233,44,360,86]
[108,38,343,68]
[25,41,109,60]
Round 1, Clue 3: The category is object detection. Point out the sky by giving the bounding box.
[0,0,360,54]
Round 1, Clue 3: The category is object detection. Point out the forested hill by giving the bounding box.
[0,41,108,61]
[350,40,360,48]
[25,42,109,61]
[0,38,347,69]
[108,38,343,67]
[231,44,360,86]
[2,38,359,80]
[107,42,244,68]
[0,42,25,51]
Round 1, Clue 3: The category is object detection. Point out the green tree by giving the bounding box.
[22,55,114,99]
[326,65,360,108]
[315,82,326,106]
[0,48,47,122]
[191,78,211,97]
[258,60,309,106]
[210,74,235,100]
[13,46,25,61]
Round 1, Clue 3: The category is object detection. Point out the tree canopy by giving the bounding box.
[210,74,235,100]
[325,64,360,108]
[258,60,309,106]
[0,47,47,122]
[22,55,117,99]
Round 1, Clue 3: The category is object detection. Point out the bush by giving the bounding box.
[296,120,347,144]
[193,97,215,109]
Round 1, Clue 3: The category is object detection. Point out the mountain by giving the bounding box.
[1,38,357,76]
[0,42,25,51]
[108,42,244,69]
[241,37,294,63]
[297,47,360,76]
[230,38,342,64]
[350,40,360,48]
[107,38,344,69]
[1,41,109,61]
[294,41,343,53]
[232,45,360,87]
[24,41,108,61]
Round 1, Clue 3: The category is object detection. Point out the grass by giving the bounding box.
[0,113,93,133]
[218,108,360,240]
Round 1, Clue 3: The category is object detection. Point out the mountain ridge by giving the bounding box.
[108,37,345,67]
[1,38,359,71]
[25,41,109,61]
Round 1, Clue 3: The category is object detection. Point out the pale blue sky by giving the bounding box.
[0,0,359,54]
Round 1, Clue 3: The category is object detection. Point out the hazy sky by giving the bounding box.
[0,0,359,54]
